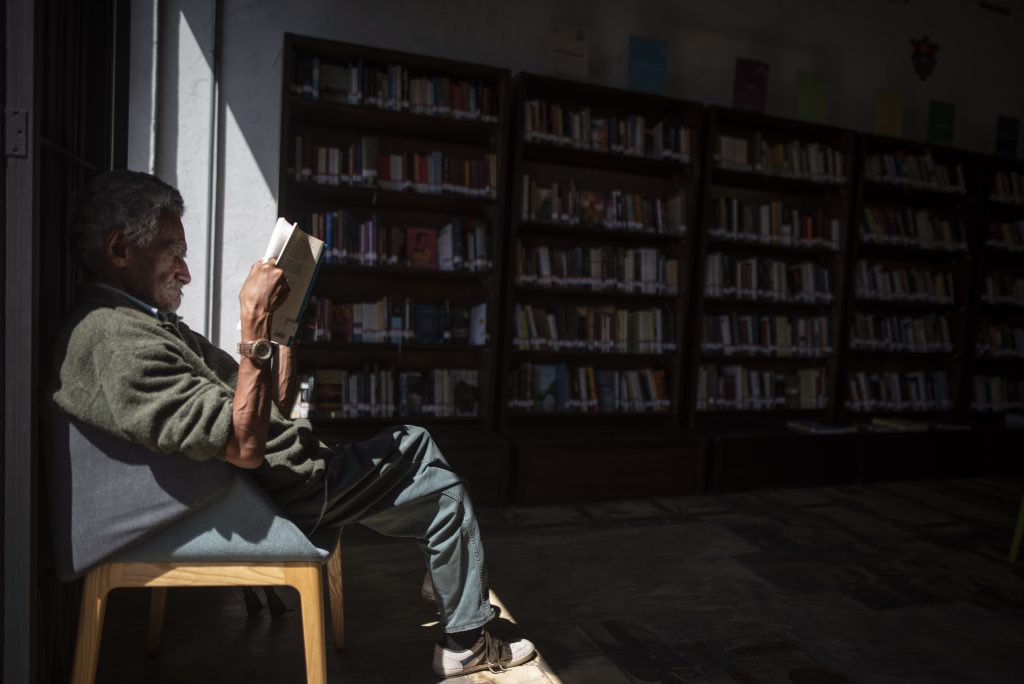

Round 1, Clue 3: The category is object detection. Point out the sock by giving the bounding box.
[444,627,482,651]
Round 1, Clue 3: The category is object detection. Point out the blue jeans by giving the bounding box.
[294,425,496,633]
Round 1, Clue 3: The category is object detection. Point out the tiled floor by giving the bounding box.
[96,477,1024,683]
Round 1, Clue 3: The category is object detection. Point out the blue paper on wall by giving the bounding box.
[628,36,667,95]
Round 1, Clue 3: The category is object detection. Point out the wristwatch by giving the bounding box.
[238,338,274,366]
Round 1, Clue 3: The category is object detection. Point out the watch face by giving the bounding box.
[252,339,274,361]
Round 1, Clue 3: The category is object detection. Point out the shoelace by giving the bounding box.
[481,631,513,673]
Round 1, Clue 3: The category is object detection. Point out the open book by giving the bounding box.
[262,217,325,346]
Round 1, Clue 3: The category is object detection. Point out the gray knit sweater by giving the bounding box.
[50,283,327,510]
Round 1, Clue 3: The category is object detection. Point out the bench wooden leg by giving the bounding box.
[327,539,345,650]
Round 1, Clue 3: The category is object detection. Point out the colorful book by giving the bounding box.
[406,227,438,269]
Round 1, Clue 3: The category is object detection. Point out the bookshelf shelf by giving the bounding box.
[279,35,511,504]
[839,134,980,422]
[689,107,856,429]
[496,73,702,502]
[965,155,1024,421]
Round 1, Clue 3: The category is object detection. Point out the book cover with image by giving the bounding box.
[406,227,438,268]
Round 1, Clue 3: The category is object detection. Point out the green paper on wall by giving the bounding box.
[795,71,828,123]
[927,100,955,146]
[874,89,904,137]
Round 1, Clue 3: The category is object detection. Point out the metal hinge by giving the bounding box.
[4,108,29,157]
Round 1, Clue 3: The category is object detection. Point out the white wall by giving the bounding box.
[138,0,1024,345]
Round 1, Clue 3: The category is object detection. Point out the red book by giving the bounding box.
[406,227,438,269]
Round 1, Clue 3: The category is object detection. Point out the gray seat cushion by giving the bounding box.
[44,410,337,580]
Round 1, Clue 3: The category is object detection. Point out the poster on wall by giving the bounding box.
[874,89,904,137]
[795,71,828,123]
[546,23,589,81]
[927,100,956,147]
[628,36,667,95]
[733,58,769,113]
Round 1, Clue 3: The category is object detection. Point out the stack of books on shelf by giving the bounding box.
[860,207,967,252]
[709,196,840,248]
[863,152,966,193]
[716,134,846,183]
[980,273,1024,306]
[512,303,676,353]
[695,366,827,411]
[514,243,678,294]
[704,255,833,303]
[305,296,486,346]
[985,220,1024,252]
[854,262,955,304]
[971,376,1024,411]
[305,212,492,270]
[849,312,953,353]
[292,55,499,122]
[701,314,831,357]
[522,100,691,161]
[521,174,685,234]
[291,135,498,198]
[975,322,1024,358]
[846,370,953,412]
[508,363,670,414]
[991,170,1024,205]
[291,367,481,419]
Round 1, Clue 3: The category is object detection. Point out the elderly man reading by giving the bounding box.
[49,169,534,677]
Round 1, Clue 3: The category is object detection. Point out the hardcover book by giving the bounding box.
[406,227,438,268]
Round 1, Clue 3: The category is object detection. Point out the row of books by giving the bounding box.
[863,152,966,193]
[854,262,955,304]
[701,314,831,357]
[304,297,487,346]
[976,323,1024,358]
[521,100,692,161]
[507,363,670,413]
[985,220,1024,252]
[716,135,847,183]
[305,212,492,271]
[292,135,497,197]
[704,255,833,303]
[709,196,841,249]
[292,55,499,122]
[515,243,679,294]
[845,370,953,412]
[980,273,1024,305]
[291,367,480,419]
[861,207,968,252]
[849,312,953,353]
[991,170,1024,205]
[695,365,827,411]
[512,303,677,354]
[971,376,1024,411]
[521,174,685,234]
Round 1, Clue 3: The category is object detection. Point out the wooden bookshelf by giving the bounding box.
[277,34,512,504]
[839,134,979,426]
[688,107,856,431]
[966,154,1024,426]
[497,73,704,504]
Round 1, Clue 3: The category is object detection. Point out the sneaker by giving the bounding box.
[433,631,536,677]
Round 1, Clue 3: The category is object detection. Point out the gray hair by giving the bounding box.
[69,170,185,276]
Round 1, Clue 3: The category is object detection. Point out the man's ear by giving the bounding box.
[105,229,130,268]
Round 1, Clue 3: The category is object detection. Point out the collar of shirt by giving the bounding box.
[91,282,180,325]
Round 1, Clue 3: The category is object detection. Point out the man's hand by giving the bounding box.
[239,258,290,339]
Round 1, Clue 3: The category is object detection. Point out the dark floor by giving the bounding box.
[95,477,1024,683]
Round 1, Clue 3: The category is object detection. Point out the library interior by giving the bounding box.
[4,1,1024,682]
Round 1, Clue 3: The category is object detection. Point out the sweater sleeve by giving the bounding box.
[94,339,235,461]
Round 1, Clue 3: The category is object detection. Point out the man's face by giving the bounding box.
[122,213,191,312]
